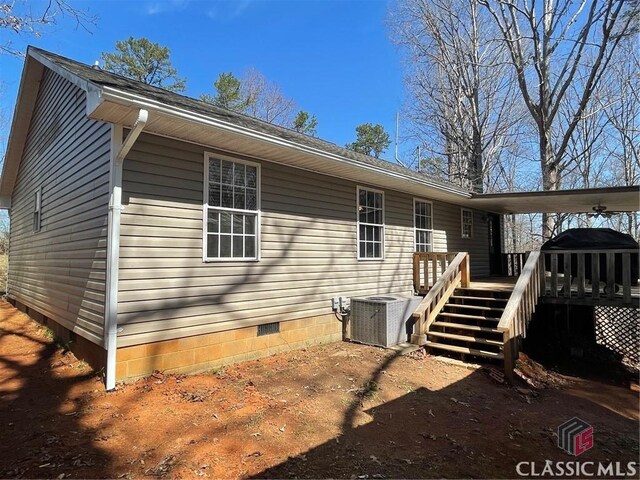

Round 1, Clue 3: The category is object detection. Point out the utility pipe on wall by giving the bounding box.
[104,109,148,390]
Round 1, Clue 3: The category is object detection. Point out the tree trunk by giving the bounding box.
[540,131,560,240]
[471,128,484,193]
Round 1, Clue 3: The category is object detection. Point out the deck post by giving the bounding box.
[502,330,515,382]
[412,253,420,293]
[461,253,471,288]
[411,312,427,345]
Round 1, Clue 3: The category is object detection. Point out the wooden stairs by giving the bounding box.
[425,287,512,362]
[412,251,544,379]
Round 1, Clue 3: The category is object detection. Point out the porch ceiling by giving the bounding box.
[469,186,639,214]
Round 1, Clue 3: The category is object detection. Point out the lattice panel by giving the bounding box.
[595,306,639,368]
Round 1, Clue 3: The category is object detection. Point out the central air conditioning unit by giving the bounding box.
[349,295,423,348]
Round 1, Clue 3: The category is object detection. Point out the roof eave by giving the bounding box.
[90,86,472,203]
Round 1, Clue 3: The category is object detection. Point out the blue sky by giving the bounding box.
[1,0,408,162]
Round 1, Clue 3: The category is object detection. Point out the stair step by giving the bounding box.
[439,312,501,322]
[455,288,512,298]
[427,331,503,346]
[450,295,509,303]
[431,321,502,334]
[425,341,504,359]
[444,304,505,313]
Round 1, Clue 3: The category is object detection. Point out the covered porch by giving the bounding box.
[409,185,639,378]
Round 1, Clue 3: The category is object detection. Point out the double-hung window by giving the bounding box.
[414,199,433,252]
[204,154,260,260]
[461,208,473,239]
[357,187,384,260]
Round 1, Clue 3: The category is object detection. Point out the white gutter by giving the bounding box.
[104,109,148,391]
[94,87,472,199]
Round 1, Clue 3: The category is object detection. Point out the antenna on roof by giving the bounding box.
[394,112,408,168]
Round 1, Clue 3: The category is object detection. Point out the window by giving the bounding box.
[204,154,260,261]
[357,187,384,260]
[414,199,433,252]
[461,208,473,239]
[33,187,42,233]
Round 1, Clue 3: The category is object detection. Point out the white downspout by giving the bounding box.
[105,109,148,390]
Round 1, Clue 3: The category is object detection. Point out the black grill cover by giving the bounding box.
[541,228,639,251]
[541,228,639,285]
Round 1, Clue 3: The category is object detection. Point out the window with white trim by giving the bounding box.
[357,187,384,259]
[33,187,42,233]
[461,208,473,239]
[204,155,260,260]
[414,199,433,252]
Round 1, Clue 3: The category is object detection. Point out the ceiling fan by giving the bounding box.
[587,204,616,218]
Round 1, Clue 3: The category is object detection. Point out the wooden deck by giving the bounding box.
[411,250,639,379]
[470,275,639,306]
[469,277,517,292]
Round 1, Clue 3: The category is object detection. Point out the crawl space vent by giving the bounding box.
[257,322,280,336]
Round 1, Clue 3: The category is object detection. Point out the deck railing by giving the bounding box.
[541,249,638,303]
[500,252,530,277]
[497,250,544,379]
[413,252,460,295]
[411,252,470,345]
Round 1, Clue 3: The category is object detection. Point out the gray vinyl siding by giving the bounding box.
[433,207,490,275]
[7,68,110,345]
[117,133,490,347]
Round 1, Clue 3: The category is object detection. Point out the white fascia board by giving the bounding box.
[1,50,104,199]
[0,56,42,199]
[28,49,104,115]
[96,86,472,200]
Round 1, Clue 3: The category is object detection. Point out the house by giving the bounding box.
[1,47,637,389]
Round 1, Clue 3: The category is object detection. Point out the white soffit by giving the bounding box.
[88,92,473,205]
[470,187,640,214]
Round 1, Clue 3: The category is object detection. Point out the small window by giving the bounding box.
[461,208,473,239]
[33,188,42,233]
[204,154,260,261]
[357,186,384,260]
[414,199,433,252]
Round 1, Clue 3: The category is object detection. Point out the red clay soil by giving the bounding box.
[0,299,638,479]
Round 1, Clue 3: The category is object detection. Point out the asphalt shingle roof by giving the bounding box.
[31,46,470,195]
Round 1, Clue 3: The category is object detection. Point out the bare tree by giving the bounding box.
[392,0,522,192]
[0,0,95,55]
[202,68,307,129]
[599,38,640,237]
[242,68,297,127]
[480,0,639,238]
[560,37,639,235]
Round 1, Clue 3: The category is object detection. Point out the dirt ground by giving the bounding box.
[1,300,638,479]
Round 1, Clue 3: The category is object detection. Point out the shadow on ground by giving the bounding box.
[0,301,110,478]
[254,353,639,479]
[1,299,638,479]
